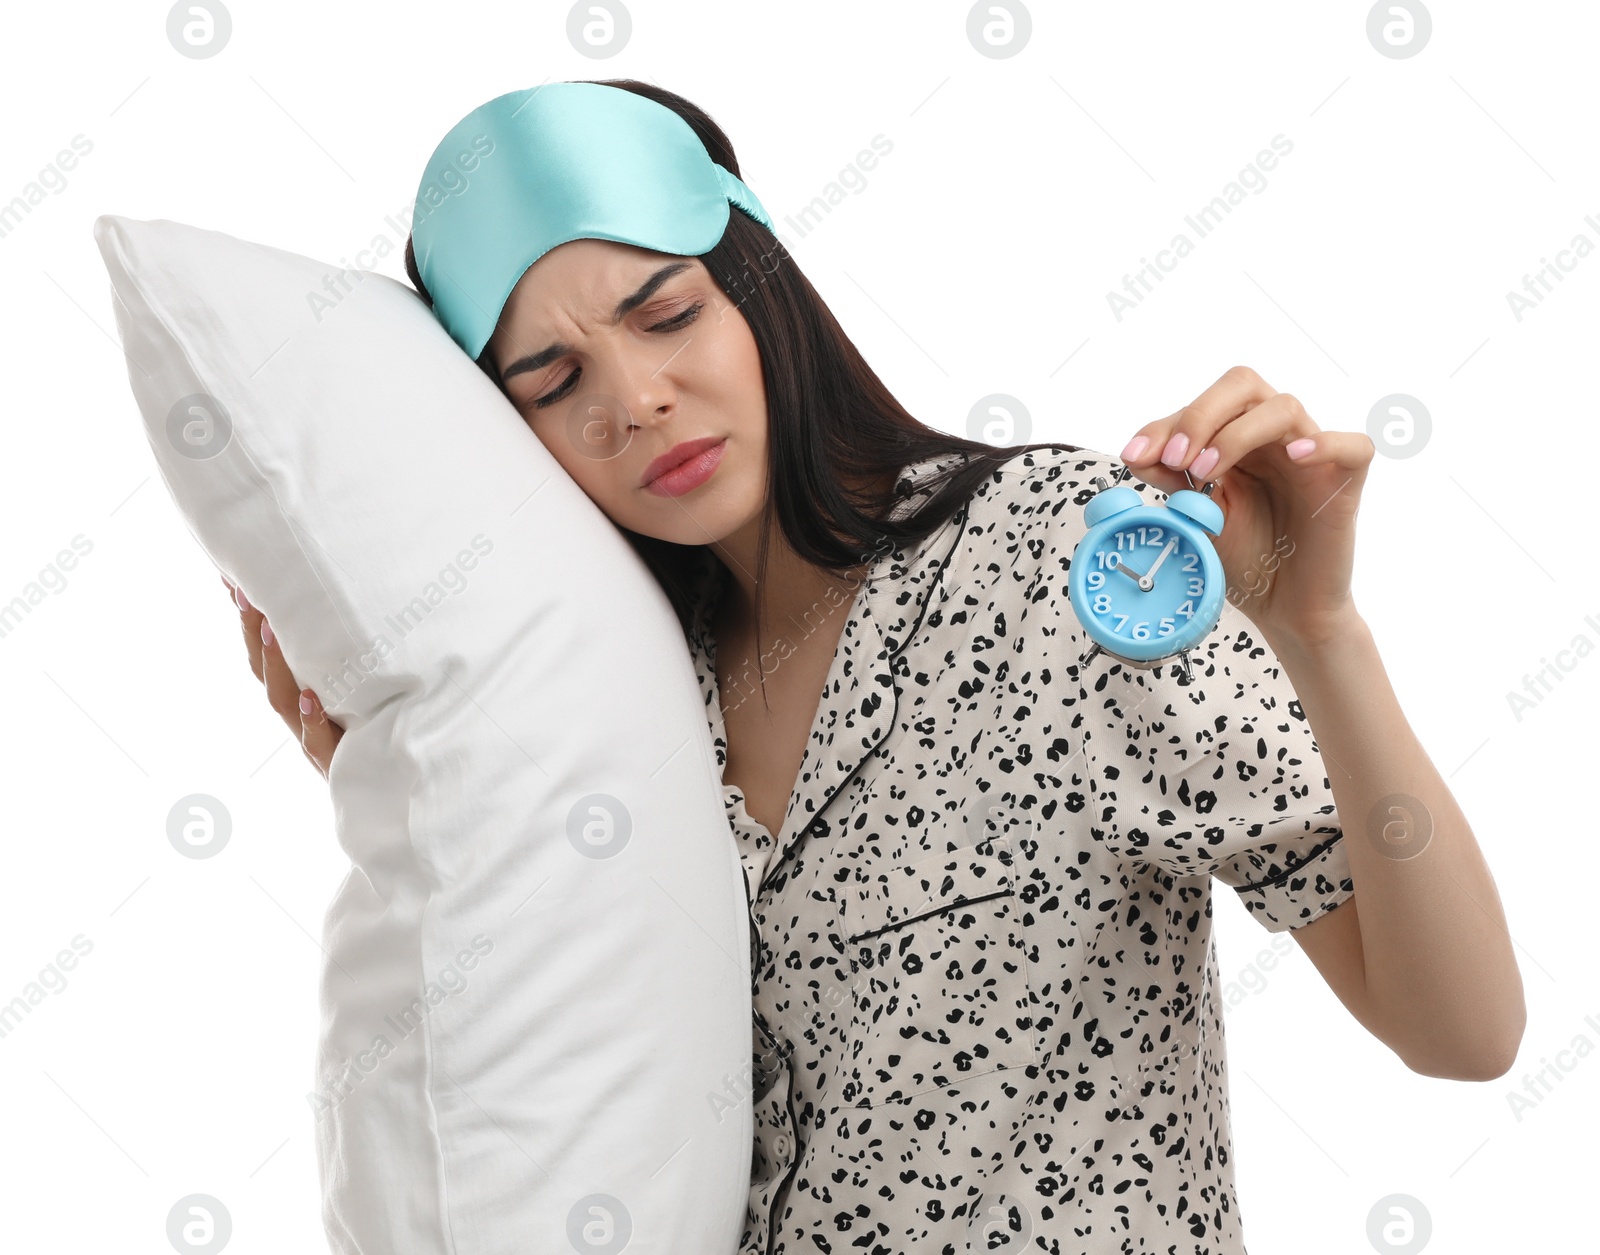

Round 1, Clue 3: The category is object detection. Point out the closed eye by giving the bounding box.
[526,302,705,411]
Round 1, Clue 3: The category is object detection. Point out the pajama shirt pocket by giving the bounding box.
[839,841,1036,1108]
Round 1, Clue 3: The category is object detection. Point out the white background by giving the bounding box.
[1,1,1592,1251]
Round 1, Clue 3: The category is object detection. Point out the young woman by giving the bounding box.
[225,79,1524,1255]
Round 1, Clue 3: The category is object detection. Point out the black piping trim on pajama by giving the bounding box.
[843,886,1015,945]
[757,497,974,896]
[757,498,974,1251]
[739,844,763,990]
[763,1053,800,1255]
[1230,828,1346,894]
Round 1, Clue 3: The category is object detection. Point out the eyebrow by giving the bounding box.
[497,261,695,385]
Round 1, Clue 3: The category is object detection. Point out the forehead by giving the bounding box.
[485,240,704,372]
[496,239,694,334]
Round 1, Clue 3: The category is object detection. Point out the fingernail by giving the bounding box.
[1189,446,1220,479]
[1286,437,1316,460]
[234,585,252,613]
[1120,435,1150,462]
[261,618,274,647]
[1160,432,1190,467]
[299,691,315,716]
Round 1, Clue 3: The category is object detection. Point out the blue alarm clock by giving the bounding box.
[1068,464,1226,685]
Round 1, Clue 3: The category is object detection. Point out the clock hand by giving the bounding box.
[1108,554,1154,592]
[1142,538,1180,584]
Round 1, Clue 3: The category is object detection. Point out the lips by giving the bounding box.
[641,436,725,487]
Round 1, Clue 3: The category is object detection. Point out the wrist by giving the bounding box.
[1262,606,1373,665]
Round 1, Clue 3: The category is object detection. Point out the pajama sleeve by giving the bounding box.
[1014,446,1357,934]
[1076,593,1357,932]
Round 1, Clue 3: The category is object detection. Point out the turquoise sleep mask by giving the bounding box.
[409,81,775,361]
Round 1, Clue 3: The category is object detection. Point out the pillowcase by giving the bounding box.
[94,214,752,1254]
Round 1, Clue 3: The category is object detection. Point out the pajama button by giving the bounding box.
[772,1133,791,1162]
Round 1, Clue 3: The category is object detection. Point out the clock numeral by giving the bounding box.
[1187,577,1204,595]
[1087,570,1105,590]
[1176,599,1196,619]
[1181,552,1199,572]
[1114,526,1165,549]
[1159,616,1175,636]
[1093,592,1112,614]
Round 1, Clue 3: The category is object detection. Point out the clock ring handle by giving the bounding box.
[1182,465,1219,496]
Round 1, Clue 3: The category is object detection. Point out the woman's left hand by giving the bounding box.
[1118,364,1375,651]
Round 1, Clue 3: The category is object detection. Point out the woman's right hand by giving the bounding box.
[223,574,346,780]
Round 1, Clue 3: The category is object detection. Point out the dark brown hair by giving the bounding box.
[404,79,1080,706]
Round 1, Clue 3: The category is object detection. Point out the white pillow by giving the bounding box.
[94,215,752,1255]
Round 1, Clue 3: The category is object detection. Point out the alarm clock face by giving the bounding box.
[1069,511,1225,663]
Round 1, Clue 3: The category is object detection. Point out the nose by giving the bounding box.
[608,343,677,436]
[567,340,679,459]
